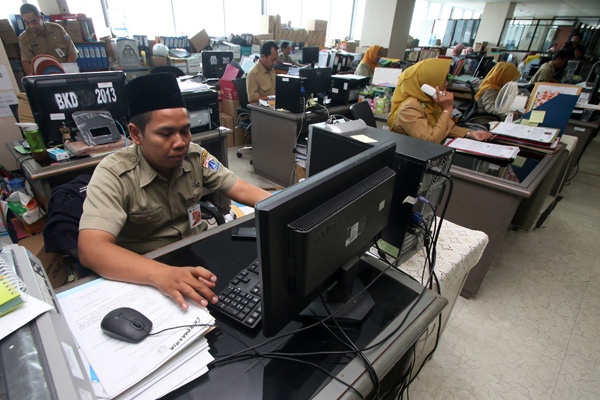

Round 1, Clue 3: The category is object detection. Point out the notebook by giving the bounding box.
[0,275,24,317]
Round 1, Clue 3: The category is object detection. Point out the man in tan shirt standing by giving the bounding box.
[246,41,278,103]
[18,4,77,75]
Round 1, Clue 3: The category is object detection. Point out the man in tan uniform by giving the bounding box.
[246,41,278,103]
[18,4,77,75]
[79,73,271,311]
[529,50,570,84]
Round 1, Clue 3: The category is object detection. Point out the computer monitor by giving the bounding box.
[298,67,332,103]
[302,47,320,67]
[201,50,234,79]
[22,71,128,146]
[256,141,397,337]
[473,56,495,78]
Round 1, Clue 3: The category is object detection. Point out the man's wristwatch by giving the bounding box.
[465,131,471,139]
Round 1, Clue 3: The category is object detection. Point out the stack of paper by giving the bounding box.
[491,122,561,152]
[446,138,520,161]
[57,278,215,399]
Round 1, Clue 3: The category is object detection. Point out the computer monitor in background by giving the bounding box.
[589,74,600,105]
[256,141,397,337]
[201,50,234,79]
[302,47,320,67]
[473,56,495,78]
[22,71,128,146]
[299,67,332,104]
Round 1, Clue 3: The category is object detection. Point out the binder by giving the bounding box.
[0,275,24,317]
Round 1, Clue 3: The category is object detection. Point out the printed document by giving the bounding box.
[446,138,519,160]
[57,278,215,398]
[491,122,559,143]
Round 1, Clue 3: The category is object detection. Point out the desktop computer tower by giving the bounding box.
[307,122,454,261]
[276,75,306,113]
[330,75,369,105]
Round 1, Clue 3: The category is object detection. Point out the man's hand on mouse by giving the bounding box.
[152,265,218,310]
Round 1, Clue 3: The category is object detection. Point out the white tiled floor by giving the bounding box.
[226,134,600,399]
[409,134,600,400]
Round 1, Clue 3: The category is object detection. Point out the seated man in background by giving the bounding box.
[475,62,521,120]
[78,73,271,310]
[18,4,77,75]
[529,50,571,84]
[246,41,278,103]
[278,41,299,66]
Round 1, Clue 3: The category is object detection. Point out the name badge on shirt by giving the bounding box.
[56,48,65,58]
[188,203,202,229]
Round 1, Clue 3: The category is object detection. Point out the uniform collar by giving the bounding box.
[136,145,193,187]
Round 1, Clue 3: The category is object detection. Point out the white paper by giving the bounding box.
[0,65,14,91]
[491,122,559,143]
[0,293,53,340]
[0,91,18,118]
[372,67,402,87]
[446,138,519,160]
[56,278,215,398]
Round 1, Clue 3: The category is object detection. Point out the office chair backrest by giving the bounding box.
[232,78,249,109]
[151,65,185,77]
[350,101,377,128]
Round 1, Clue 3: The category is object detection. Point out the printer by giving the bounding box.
[330,74,369,105]
[182,90,220,133]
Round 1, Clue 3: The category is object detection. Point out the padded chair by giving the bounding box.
[150,65,185,77]
[350,101,377,128]
[231,78,252,160]
[457,80,501,126]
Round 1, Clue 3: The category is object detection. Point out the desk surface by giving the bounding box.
[148,216,447,399]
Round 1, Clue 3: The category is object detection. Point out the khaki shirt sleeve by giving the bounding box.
[246,69,260,103]
[394,100,466,143]
[199,150,238,193]
[79,165,129,237]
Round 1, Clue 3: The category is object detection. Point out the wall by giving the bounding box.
[359,0,415,59]
[475,2,515,47]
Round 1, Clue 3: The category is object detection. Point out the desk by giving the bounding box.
[446,147,565,298]
[0,214,496,398]
[6,128,232,213]
[249,104,352,186]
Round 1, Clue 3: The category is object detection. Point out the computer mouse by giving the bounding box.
[100,307,153,343]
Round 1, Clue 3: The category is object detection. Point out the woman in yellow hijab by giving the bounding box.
[354,45,383,83]
[475,62,521,119]
[387,58,492,143]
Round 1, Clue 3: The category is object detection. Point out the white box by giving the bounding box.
[47,148,69,161]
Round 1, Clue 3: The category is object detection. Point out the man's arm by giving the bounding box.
[226,179,271,206]
[246,73,260,103]
[78,229,219,310]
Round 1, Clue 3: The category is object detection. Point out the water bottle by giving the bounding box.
[16,122,49,162]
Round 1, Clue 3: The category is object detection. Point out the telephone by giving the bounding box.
[421,84,437,99]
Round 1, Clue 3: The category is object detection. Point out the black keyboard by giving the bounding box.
[210,259,262,329]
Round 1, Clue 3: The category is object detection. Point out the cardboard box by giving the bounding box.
[18,234,69,289]
[151,55,168,67]
[221,98,239,121]
[219,113,236,148]
[234,127,247,146]
[4,43,19,58]
[0,19,19,44]
[189,29,210,53]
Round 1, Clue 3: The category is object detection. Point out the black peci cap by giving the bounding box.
[125,73,186,118]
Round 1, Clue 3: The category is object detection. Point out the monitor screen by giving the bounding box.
[298,67,332,101]
[302,47,320,66]
[256,141,396,336]
[22,71,128,146]
[473,56,495,78]
[201,51,234,79]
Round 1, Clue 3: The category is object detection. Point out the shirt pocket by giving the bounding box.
[128,206,165,224]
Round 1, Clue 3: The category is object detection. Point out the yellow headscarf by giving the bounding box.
[474,62,520,101]
[387,58,452,128]
[360,45,382,71]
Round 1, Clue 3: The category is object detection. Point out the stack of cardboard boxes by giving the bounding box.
[0,19,24,91]
[256,15,327,48]
[218,64,247,148]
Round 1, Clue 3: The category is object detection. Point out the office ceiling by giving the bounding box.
[438,0,600,18]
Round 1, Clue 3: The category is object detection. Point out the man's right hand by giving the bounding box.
[152,265,218,311]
